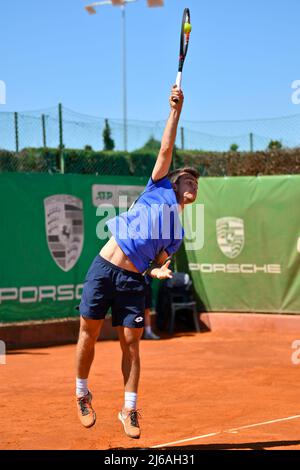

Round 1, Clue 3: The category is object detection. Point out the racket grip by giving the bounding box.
[172,72,182,103]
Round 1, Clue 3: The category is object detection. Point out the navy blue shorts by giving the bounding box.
[144,276,153,310]
[79,255,147,328]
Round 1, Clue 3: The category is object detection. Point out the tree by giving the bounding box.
[268,140,282,150]
[139,136,161,152]
[230,143,239,152]
[103,119,115,151]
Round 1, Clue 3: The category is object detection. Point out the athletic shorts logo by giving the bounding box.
[44,195,84,272]
[134,317,144,323]
[216,217,245,259]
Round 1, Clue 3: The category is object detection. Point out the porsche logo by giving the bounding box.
[216,217,245,259]
[44,195,84,272]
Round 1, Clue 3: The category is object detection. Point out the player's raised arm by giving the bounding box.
[151,86,184,182]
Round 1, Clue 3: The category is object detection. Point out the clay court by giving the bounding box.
[2,324,300,451]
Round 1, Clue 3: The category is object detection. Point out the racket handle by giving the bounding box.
[172,72,182,103]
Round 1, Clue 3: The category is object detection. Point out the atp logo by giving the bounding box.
[216,217,245,259]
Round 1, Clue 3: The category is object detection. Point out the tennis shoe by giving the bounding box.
[118,409,141,439]
[76,391,96,428]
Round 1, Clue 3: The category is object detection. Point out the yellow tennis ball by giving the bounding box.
[184,22,192,34]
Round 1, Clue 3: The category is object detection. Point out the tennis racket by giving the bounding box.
[173,7,191,103]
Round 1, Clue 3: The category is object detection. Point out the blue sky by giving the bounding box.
[0,0,300,122]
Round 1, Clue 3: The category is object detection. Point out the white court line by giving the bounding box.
[227,414,300,432]
[151,432,221,448]
[150,414,300,448]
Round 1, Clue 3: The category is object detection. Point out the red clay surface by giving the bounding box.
[1,329,300,450]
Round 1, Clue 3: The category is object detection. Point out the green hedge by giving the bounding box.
[1,147,300,176]
[63,149,131,175]
[0,148,58,173]
[177,148,300,176]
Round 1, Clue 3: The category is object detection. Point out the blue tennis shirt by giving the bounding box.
[106,175,184,273]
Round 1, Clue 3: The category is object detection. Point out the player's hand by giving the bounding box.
[150,260,173,280]
[170,85,184,112]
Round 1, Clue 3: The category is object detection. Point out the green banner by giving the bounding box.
[0,173,147,322]
[182,175,300,314]
[2,173,300,322]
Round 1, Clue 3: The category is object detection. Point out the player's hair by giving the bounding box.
[168,166,200,184]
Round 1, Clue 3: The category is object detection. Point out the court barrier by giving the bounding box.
[177,174,300,314]
[0,318,118,350]
[1,174,299,348]
[0,173,147,324]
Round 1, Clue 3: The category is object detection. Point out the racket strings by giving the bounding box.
[183,34,190,57]
[182,12,191,56]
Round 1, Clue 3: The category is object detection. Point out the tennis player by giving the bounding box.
[75,85,199,439]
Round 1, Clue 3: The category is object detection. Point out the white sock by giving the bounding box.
[145,326,152,335]
[76,378,88,398]
[124,392,137,410]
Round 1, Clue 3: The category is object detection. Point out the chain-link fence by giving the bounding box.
[1,105,300,175]
[1,105,300,152]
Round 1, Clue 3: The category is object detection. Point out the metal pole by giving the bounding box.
[14,112,19,153]
[59,104,63,149]
[58,103,65,173]
[42,114,47,148]
[121,5,128,152]
[250,132,254,152]
[180,126,185,150]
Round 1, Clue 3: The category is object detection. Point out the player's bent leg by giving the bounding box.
[76,317,104,428]
[117,326,143,438]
